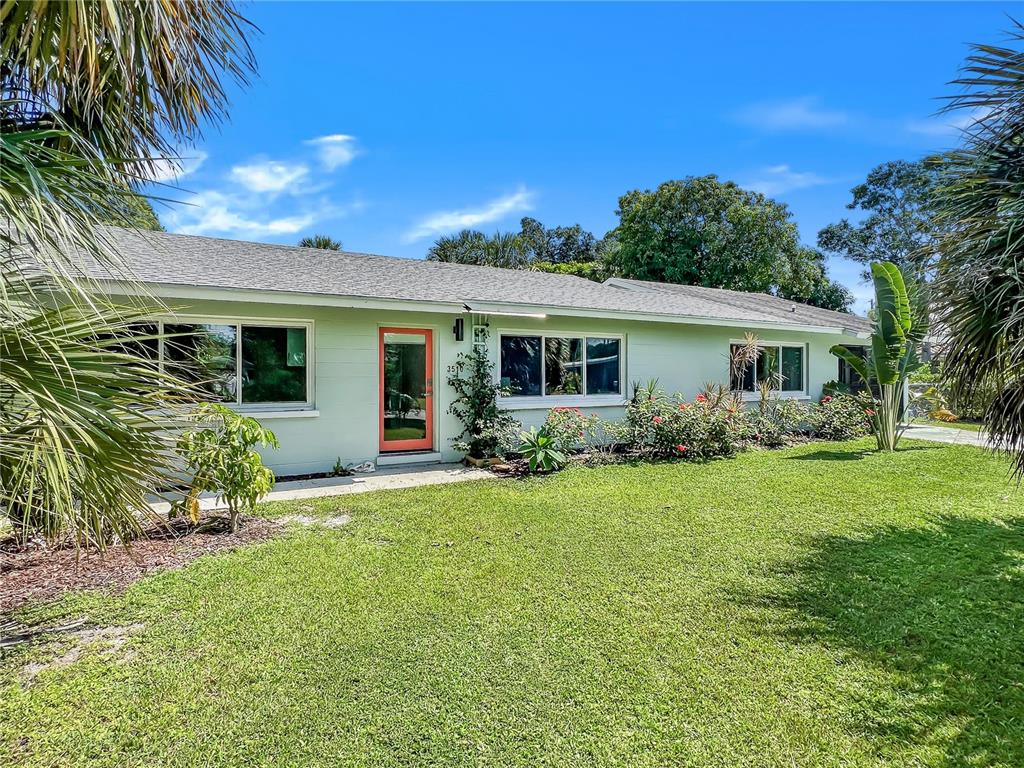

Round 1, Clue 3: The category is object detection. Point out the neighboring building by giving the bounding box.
[95,228,871,475]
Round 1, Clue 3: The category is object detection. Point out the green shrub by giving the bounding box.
[447,336,520,459]
[810,394,870,441]
[743,394,813,448]
[173,403,279,532]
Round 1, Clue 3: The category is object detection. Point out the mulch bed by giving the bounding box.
[0,516,280,615]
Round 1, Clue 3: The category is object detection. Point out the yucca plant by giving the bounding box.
[831,262,928,451]
[0,1,256,547]
[931,21,1024,477]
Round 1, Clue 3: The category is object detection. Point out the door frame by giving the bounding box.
[379,327,434,452]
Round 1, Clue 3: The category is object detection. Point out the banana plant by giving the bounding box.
[831,262,928,451]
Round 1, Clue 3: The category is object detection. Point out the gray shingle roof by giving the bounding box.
[604,278,872,333]
[94,227,869,333]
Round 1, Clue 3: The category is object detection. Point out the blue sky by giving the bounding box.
[149,1,1013,312]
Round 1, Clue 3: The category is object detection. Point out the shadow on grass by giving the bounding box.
[788,449,871,461]
[788,444,942,462]
[741,516,1024,766]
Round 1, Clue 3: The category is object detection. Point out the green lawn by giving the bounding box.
[3,440,1022,767]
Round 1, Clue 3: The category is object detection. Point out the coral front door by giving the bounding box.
[379,328,433,452]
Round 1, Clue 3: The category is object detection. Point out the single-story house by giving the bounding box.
[95,227,871,475]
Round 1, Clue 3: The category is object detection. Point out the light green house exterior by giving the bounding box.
[100,228,870,476]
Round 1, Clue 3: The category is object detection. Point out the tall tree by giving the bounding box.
[817,160,939,280]
[298,234,343,250]
[518,217,599,264]
[610,176,852,309]
[777,247,854,313]
[1,1,256,546]
[932,20,1024,476]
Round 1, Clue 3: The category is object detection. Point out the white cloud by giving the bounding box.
[905,107,990,138]
[164,191,315,238]
[144,151,208,183]
[403,187,534,243]
[742,164,832,196]
[736,97,849,131]
[229,160,309,194]
[305,134,359,171]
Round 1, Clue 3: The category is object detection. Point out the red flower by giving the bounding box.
[675,444,688,453]
[865,408,875,416]
[652,416,664,424]
[695,394,708,403]
[822,395,833,403]
[678,403,689,411]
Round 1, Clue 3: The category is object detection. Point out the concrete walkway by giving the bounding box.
[149,463,491,515]
[903,424,991,448]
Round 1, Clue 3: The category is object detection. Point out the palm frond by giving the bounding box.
[933,20,1024,476]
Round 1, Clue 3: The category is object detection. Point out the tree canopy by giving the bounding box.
[518,217,599,264]
[97,194,164,231]
[817,160,939,279]
[610,176,852,311]
[298,235,343,250]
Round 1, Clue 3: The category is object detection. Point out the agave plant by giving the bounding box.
[517,427,567,473]
[831,262,928,451]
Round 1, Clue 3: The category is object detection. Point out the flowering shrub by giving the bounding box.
[809,394,870,441]
[623,381,743,460]
[542,407,600,452]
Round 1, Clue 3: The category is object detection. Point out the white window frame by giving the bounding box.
[729,339,808,400]
[153,315,316,414]
[495,331,626,409]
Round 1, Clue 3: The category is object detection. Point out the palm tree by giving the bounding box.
[298,235,343,250]
[0,2,257,547]
[932,21,1024,476]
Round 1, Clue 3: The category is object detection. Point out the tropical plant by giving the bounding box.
[0,1,257,546]
[427,230,531,269]
[932,20,1024,477]
[298,235,343,250]
[517,427,567,473]
[831,262,928,451]
[447,333,520,458]
[0,292,199,546]
[174,404,279,533]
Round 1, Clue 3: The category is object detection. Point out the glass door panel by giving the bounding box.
[379,329,433,451]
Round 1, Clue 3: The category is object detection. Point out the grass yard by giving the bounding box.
[2,440,1022,767]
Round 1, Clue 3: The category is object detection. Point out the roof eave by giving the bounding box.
[100,280,859,336]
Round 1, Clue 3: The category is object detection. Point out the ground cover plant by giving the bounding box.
[2,440,1021,768]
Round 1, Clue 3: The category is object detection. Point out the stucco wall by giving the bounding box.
[162,298,863,475]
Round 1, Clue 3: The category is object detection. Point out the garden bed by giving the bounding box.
[0,515,279,614]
